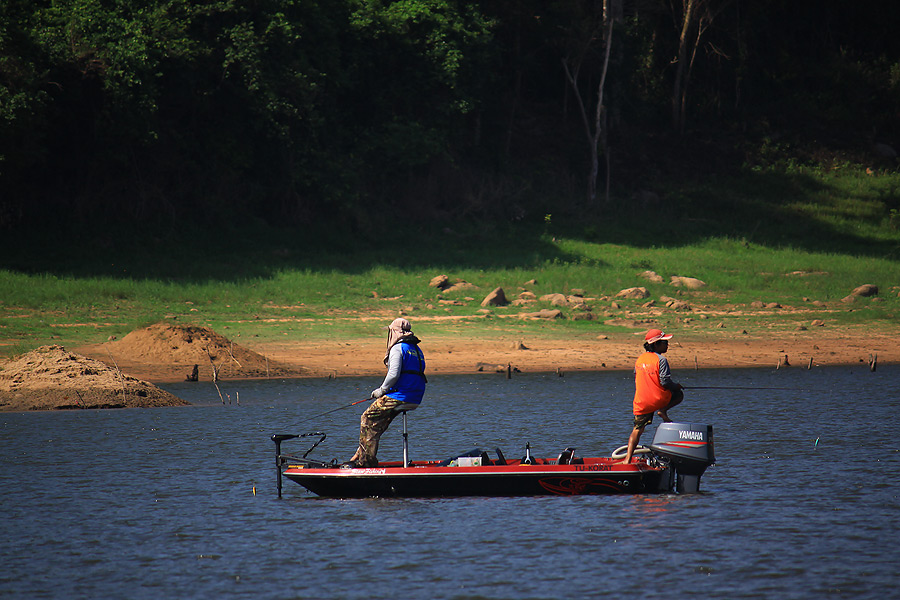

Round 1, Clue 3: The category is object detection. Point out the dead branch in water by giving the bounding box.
[205,346,226,404]
[228,341,242,368]
[106,346,127,404]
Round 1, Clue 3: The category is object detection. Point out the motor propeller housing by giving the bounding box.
[649,423,715,493]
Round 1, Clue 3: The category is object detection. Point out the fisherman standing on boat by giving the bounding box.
[345,318,427,468]
[623,329,684,464]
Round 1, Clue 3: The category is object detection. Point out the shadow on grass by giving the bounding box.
[1,169,897,283]
[577,169,900,257]
[0,218,593,282]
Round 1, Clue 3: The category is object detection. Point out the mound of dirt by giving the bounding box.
[105,322,299,380]
[0,345,188,411]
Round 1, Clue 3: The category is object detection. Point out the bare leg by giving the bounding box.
[657,389,684,423]
[624,426,645,463]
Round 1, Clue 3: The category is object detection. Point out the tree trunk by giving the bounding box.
[590,20,614,205]
[562,18,614,206]
[671,0,729,134]
[672,0,697,134]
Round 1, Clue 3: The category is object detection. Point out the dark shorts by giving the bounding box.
[633,412,654,429]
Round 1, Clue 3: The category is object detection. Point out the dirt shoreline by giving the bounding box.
[75,327,894,384]
[2,324,891,411]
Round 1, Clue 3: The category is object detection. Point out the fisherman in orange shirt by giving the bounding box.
[623,329,684,463]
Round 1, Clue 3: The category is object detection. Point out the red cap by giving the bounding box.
[644,329,673,344]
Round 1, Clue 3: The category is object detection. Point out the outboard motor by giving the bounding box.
[650,423,715,493]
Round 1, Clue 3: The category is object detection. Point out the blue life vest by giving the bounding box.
[386,342,427,405]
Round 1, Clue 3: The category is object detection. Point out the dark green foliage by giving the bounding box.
[1,0,898,232]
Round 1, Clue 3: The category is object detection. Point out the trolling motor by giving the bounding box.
[649,423,716,493]
[272,432,328,498]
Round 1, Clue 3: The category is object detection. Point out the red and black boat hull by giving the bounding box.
[282,459,673,498]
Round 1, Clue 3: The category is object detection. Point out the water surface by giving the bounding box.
[1,366,898,599]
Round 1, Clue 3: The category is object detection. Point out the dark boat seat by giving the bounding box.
[556,447,576,465]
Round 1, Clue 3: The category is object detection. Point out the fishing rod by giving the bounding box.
[683,386,815,391]
[289,397,372,428]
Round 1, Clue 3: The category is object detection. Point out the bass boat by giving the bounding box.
[272,420,715,498]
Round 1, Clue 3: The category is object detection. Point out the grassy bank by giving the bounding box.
[1,165,898,357]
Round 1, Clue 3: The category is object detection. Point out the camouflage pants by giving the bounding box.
[349,396,417,467]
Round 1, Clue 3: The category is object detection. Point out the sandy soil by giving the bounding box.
[1,320,892,411]
[83,321,894,383]
[0,323,295,411]
[0,345,187,411]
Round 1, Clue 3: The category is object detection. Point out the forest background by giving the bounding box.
[1,0,899,370]
[2,0,898,230]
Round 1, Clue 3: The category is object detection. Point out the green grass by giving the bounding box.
[1,166,898,356]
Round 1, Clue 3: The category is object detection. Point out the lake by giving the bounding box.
[1,365,898,599]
